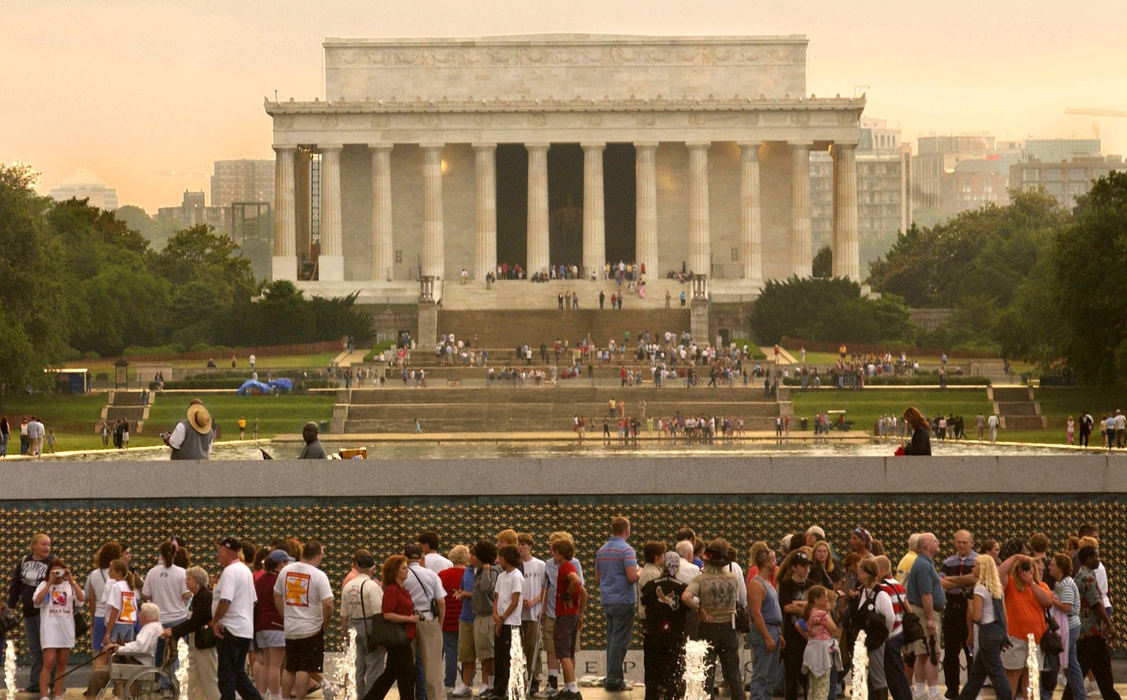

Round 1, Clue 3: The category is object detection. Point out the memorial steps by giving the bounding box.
[435,307,691,351]
[438,278,693,310]
[990,385,1048,430]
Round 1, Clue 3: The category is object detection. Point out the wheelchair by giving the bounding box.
[95,649,179,700]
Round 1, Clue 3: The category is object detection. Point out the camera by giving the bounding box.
[53,570,64,580]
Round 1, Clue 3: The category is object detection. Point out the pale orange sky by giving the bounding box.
[3,0,1125,212]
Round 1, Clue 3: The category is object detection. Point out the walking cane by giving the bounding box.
[525,570,552,698]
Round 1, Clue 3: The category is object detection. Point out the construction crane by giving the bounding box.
[1066,108,1127,117]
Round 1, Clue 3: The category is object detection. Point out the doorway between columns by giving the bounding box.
[495,143,636,276]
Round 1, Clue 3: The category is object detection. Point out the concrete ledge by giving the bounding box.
[3,455,1126,501]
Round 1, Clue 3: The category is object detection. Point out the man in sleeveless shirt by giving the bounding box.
[164,399,215,460]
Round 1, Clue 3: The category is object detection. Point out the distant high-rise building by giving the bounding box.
[157,190,228,231]
[911,133,995,213]
[811,118,911,272]
[210,159,274,208]
[48,168,118,210]
[1010,155,1122,209]
[1023,139,1101,163]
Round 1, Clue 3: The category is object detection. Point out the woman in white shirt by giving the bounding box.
[34,558,85,700]
[85,541,122,671]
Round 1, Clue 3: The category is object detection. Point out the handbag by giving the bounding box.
[194,624,218,649]
[1040,610,1063,655]
[734,605,751,633]
[368,613,408,650]
[73,608,89,638]
[893,589,925,645]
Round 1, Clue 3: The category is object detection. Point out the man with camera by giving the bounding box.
[163,399,214,460]
[404,544,447,700]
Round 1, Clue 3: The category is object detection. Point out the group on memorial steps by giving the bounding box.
[0,521,1118,700]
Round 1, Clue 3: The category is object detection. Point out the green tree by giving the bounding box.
[1050,171,1127,384]
[749,276,915,345]
[812,245,832,278]
[0,164,68,389]
[156,225,257,305]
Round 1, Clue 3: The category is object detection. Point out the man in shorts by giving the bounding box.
[539,532,586,698]
[273,541,334,700]
[551,538,586,700]
[469,541,499,696]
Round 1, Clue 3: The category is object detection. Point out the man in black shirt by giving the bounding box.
[778,551,812,700]
[640,552,688,700]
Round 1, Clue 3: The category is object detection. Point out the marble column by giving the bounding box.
[687,142,711,276]
[271,145,297,281]
[318,144,344,281]
[369,144,393,282]
[790,141,812,278]
[473,143,497,280]
[634,142,658,280]
[738,141,763,288]
[832,143,860,282]
[582,142,606,279]
[421,144,445,280]
[526,143,550,276]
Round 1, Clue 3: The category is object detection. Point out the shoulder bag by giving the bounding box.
[1039,607,1063,655]
[728,564,751,633]
[410,567,441,618]
[367,586,408,650]
[859,588,890,650]
[893,587,926,645]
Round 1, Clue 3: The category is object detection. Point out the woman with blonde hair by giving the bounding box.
[901,407,932,455]
[956,556,1011,700]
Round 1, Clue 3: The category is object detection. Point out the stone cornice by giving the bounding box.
[265,95,865,116]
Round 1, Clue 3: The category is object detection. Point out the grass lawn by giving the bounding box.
[790,388,994,434]
[0,392,337,452]
[55,352,343,383]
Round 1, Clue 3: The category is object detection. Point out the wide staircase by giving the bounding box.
[100,390,152,434]
[436,308,691,351]
[440,278,693,311]
[335,385,786,433]
[989,386,1046,430]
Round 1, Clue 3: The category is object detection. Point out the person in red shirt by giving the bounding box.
[253,550,291,699]
[366,556,418,700]
[551,539,586,700]
[438,546,469,694]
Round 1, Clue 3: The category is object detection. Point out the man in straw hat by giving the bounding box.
[162,398,215,459]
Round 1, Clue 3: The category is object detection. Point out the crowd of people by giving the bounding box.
[0,415,54,457]
[0,518,1119,700]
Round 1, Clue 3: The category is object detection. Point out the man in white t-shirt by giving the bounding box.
[141,541,189,680]
[491,545,525,699]
[211,537,261,700]
[273,540,334,700]
[987,414,1000,443]
[420,531,453,573]
[517,534,547,695]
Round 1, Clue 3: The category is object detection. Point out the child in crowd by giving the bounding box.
[801,585,841,700]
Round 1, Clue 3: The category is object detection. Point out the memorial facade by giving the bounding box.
[266,34,864,298]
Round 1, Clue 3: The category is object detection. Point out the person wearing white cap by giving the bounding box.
[164,399,214,460]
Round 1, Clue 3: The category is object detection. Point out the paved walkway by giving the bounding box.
[333,347,369,368]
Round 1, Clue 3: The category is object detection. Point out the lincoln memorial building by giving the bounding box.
[265,34,865,306]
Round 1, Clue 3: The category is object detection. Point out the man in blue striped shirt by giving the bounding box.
[595,516,639,692]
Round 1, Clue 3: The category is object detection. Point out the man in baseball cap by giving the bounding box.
[164,398,214,460]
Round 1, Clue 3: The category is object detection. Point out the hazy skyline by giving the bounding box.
[3,0,1125,212]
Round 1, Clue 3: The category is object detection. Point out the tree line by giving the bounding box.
[0,164,371,390]
[754,175,1127,385]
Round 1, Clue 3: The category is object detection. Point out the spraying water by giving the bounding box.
[5,641,16,700]
[683,638,712,700]
[176,638,190,699]
[1026,634,1039,700]
[851,631,869,700]
[508,627,527,700]
[335,627,358,700]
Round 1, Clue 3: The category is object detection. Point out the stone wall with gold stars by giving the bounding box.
[1,492,1123,658]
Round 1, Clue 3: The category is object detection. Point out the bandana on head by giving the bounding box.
[663,551,681,577]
